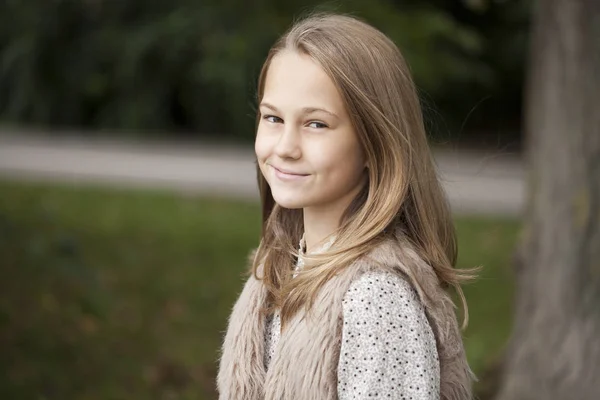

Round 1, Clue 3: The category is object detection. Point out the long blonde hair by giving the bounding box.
[252,13,476,329]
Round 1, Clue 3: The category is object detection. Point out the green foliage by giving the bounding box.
[0,181,261,399]
[457,216,520,377]
[0,0,529,140]
[0,180,519,399]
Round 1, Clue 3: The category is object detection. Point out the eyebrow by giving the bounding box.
[259,102,340,120]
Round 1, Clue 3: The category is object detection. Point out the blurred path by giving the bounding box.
[0,132,524,216]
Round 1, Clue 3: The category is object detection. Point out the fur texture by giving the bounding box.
[217,235,475,399]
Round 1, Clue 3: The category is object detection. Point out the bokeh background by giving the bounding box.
[0,0,554,399]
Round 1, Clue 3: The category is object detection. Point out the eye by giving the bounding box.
[262,114,283,124]
[307,121,328,129]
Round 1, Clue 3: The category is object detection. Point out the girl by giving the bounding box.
[217,13,476,400]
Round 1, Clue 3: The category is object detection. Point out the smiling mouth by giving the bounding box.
[273,166,308,176]
[270,164,310,179]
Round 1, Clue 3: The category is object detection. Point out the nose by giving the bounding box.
[274,124,301,160]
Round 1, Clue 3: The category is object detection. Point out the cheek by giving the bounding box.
[318,140,365,180]
[337,156,365,185]
[254,129,271,162]
[255,129,275,181]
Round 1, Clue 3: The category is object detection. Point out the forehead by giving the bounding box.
[262,50,346,113]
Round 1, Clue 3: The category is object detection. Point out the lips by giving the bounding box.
[272,165,309,176]
[268,164,310,181]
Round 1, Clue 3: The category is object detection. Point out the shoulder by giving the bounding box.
[341,270,437,359]
[347,235,444,311]
[356,235,433,280]
[344,270,416,301]
[342,270,427,322]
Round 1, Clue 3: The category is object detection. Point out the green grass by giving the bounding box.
[0,180,520,399]
[456,217,520,376]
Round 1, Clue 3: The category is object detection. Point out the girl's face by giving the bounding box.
[255,50,367,213]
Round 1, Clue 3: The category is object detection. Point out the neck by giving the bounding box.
[302,181,366,253]
[302,195,353,252]
[302,207,340,253]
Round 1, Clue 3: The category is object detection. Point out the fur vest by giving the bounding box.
[216,236,474,399]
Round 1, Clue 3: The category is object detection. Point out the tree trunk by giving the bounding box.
[495,0,600,399]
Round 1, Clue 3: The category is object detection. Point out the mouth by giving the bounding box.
[269,164,310,181]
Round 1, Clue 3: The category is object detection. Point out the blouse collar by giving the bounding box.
[298,233,335,256]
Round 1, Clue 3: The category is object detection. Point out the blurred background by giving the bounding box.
[0,0,535,399]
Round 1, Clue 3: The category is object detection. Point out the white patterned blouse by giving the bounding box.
[263,236,441,399]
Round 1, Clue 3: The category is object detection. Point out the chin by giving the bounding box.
[273,198,306,210]
[271,191,309,210]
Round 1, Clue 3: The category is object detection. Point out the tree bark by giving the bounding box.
[496,0,600,399]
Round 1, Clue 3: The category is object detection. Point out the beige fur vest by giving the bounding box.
[217,236,474,399]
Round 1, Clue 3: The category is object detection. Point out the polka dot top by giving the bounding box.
[264,236,441,399]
